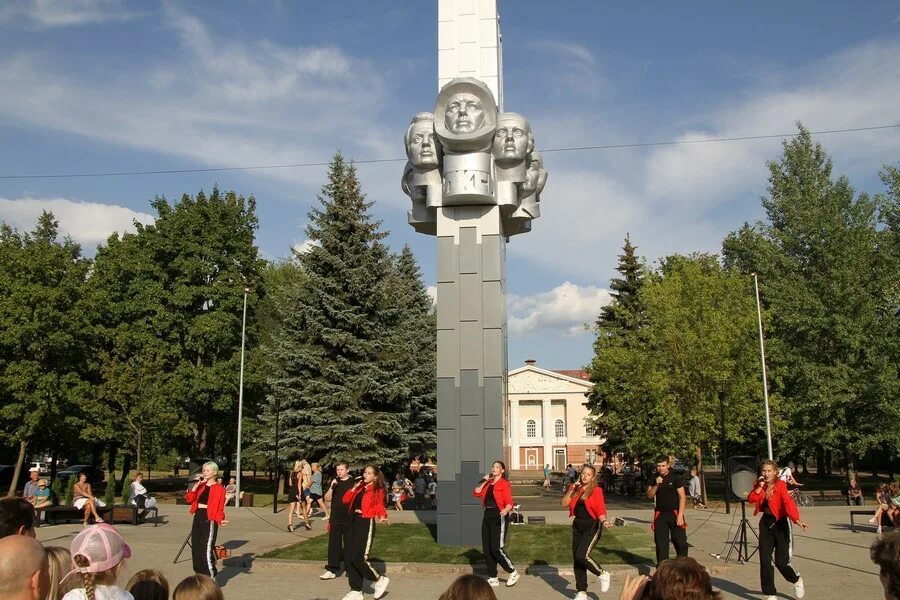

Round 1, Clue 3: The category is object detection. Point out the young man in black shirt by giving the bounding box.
[646,455,688,565]
[320,461,356,580]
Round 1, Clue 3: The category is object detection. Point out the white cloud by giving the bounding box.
[425,285,437,304]
[291,239,319,255]
[0,197,154,246]
[0,0,141,28]
[508,282,612,336]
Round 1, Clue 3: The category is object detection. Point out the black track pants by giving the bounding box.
[326,520,349,573]
[344,517,381,592]
[481,508,515,578]
[758,514,800,595]
[572,519,604,591]
[653,511,688,565]
[191,511,218,577]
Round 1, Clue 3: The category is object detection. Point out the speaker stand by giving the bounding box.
[723,500,759,564]
[173,530,192,564]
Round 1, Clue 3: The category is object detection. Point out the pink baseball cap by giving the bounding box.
[70,523,132,573]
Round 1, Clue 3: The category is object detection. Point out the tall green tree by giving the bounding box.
[267,153,410,468]
[0,212,92,495]
[722,126,899,467]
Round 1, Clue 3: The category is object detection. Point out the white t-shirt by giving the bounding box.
[63,585,134,600]
[778,467,793,482]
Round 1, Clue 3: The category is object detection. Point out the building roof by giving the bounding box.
[551,369,590,381]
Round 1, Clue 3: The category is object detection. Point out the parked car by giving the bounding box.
[30,462,49,475]
[57,465,104,484]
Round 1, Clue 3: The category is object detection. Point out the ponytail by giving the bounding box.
[74,555,97,600]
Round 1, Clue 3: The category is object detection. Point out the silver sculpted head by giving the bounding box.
[405,112,441,168]
[434,78,497,152]
[492,112,533,165]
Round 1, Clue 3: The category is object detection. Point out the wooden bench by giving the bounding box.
[850,509,898,533]
[815,490,848,505]
[42,505,112,525]
[41,504,159,526]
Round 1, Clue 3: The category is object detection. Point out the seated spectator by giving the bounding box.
[618,557,723,600]
[870,530,900,600]
[0,534,49,600]
[0,497,36,537]
[72,473,105,526]
[224,478,236,505]
[44,546,74,600]
[172,574,223,600]
[128,474,156,520]
[62,523,132,600]
[126,569,169,600]
[33,480,53,511]
[439,573,497,600]
[873,484,896,534]
[848,477,864,506]
[23,469,41,506]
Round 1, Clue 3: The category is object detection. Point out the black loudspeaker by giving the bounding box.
[728,456,758,501]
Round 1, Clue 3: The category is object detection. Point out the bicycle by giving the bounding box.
[789,485,814,507]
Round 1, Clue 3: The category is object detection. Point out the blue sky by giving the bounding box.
[1,1,898,370]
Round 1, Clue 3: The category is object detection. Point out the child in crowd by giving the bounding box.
[62,523,133,600]
[45,546,74,600]
[172,574,224,600]
[427,478,438,509]
[34,478,53,510]
[391,483,406,511]
[126,570,170,600]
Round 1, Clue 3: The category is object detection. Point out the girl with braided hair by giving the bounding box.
[61,523,133,600]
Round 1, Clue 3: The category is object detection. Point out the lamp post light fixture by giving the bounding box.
[235,288,249,508]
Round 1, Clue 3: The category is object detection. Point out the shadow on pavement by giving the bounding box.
[530,565,574,596]
[710,576,764,600]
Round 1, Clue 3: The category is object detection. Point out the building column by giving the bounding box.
[542,398,553,470]
[509,399,520,469]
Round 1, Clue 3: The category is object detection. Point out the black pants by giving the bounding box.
[191,510,218,577]
[481,508,515,578]
[345,517,381,592]
[572,519,604,592]
[758,514,800,595]
[653,511,688,565]
[326,520,350,573]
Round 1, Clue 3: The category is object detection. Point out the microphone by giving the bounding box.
[476,475,490,486]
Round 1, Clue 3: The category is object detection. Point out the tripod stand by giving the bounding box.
[173,530,192,564]
[723,500,759,564]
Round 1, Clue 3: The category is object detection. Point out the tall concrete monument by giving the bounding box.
[402,0,547,546]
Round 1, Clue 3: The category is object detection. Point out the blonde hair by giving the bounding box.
[202,461,219,474]
[44,546,74,600]
[173,574,224,600]
[292,460,303,473]
[72,554,122,600]
[126,569,170,600]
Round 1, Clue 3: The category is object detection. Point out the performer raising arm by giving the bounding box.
[562,464,612,599]
[747,459,809,600]
[473,460,519,588]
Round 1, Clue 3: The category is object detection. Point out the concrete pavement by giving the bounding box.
[36,502,885,599]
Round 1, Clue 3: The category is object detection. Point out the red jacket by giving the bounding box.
[747,479,800,523]
[472,477,514,510]
[185,482,226,525]
[342,482,388,519]
[567,484,607,520]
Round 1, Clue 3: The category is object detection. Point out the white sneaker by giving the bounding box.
[506,570,520,586]
[574,593,589,600]
[373,576,390,599]
[341,592,363,600]
[319,570,336,580]
[765,596,777,600]
[869,517,877,524]
[322,515,330,520]
[487,577,500,587]
[598,569,611,593]
[793,577,805,599]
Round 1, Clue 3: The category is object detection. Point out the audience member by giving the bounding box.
[23,469,41,505]
[618,558,723,600]
[0,534,49,600]
[62,523,133,600]
[848,477,864,506]
[126,570,170,600]
[172,574,223,600]
[871,531,900,600]
[34,479,53,510]
[438,573,498,600]
[44,546,74,600]
[0,497,36,537]
[688,468,705,509]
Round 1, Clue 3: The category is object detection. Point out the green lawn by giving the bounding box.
[261,522,654,566]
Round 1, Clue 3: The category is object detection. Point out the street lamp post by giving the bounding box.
[235,288,249,508]
[272,394,280,514]
[752,273,774,460]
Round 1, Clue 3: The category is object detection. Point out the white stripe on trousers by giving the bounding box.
[206,521,217,577]
[362,518,380,581]
[497,514,515,572]
[583,522,603,574]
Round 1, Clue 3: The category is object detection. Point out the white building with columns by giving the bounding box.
[507,360,606,471]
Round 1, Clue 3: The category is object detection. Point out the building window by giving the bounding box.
[585,421,599,437]
[526,420,536,438]
[555,419,565,437]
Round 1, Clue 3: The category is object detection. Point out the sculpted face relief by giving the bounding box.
[493,114,531,162]
[408,121,439,167]
[444,92,484,134]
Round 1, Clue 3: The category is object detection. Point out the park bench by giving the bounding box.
[850,509,898,533]
[814,489,847,505]
[40,504,158,526]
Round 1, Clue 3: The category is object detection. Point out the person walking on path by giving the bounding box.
[287,461,311,532]
[646,455,688,565]
[320,461,356,581]
[747,459,809,600]
[543,464,552,491]
[340,465,391,600]
[308,463,328,519]
[561,464,612,599]
[185,461,228,578]
[473,460,519,588]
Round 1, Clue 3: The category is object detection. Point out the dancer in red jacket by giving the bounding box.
[473,460,519,587]
[747,459,810,600]
[562,464,613,599]
[185,461,228,578]
[341,465,390,600]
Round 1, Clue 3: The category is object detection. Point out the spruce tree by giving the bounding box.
[268,154,410,468]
